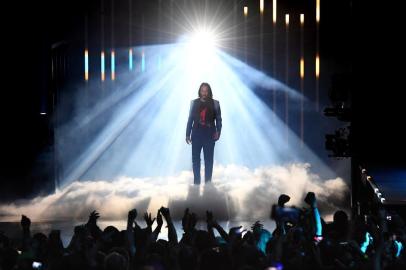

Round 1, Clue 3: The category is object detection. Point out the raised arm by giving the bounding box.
[151,209,163,242]
[206,211,229,243]
[126,209,137,257]
[304,192,323,241]
[160,207,178,244]
[20,215,31,252]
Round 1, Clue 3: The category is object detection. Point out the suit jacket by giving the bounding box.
[186,98,222,138]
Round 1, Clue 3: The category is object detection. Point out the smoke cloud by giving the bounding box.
[0,163,349,223]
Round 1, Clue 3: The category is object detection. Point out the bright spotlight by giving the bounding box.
[188,30,217,52]
[184,29,219,68]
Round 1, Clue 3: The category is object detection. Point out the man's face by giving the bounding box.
[200,86,209,100]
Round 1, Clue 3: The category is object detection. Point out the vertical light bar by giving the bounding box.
[110,0,115,81]
[129,48,133,70]
[300,14,305,80]
[273,0,277,23]
[260,0,264,70]
[141,51,145,72]
[272,0,277,121]
[300,14,305,147]
[244,6,248,63]
[101,51,105,81]
[300,57,305,147]
[316,54,320,111]
[100,0,105,83]
[84,49,89,81]
[285,13,290,145]
[316,0,320,111]
[111,50,115,81]
[129,0,132,71]
[300,58,305,79]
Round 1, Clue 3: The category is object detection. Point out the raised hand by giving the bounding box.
[182,208,197,232]
[251,221,264,234]
[128,209,137,222]
[87,210,100,225]
[182,208,190,230]
[156,209,163,228]
[21,215,31,229]
[144,212,156,228]
[159,207,170,220]
[206,210,215,227]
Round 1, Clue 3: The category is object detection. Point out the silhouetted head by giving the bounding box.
[304,192,316,206]
[198,82,213,100]
[278,194,290,207]
[104,251,128,270]
[333,210,349,226]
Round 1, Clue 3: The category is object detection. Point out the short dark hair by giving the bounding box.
[198,82,213,99]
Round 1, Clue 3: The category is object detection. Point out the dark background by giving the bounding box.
[0,0,404,201]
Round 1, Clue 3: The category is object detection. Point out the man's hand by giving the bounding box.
[128,209,137,223]
[87,210,100,226]
[156,210,163,228]
[159,207,171,221]
[251,221,264,235]
[206,211,217,227]
[186,137,192,144]
[213,132,220,141]
[144,212,155,228]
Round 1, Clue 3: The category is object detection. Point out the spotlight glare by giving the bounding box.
[184,29,219,66]
[189,30,217,51]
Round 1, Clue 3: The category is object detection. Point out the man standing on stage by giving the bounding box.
[186,82,222,185]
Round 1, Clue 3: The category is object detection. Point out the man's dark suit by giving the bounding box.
[186,98,222,184]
